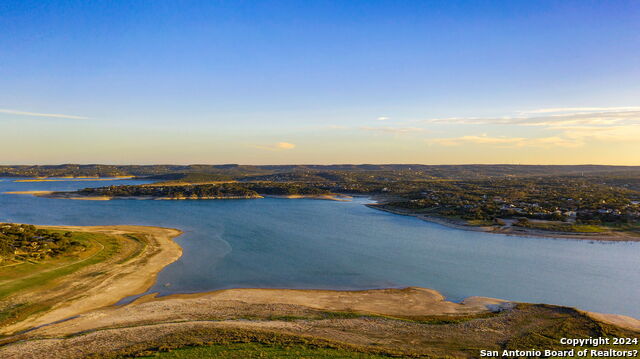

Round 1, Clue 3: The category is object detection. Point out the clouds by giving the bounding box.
[359,126,428,134]
[428,107,640,127]
[276,142,296,149]
[520,106,640,115]
[431,135,581,148]
[427,106,640,149]
[325,106,640,148]
[0,108,89,120]
[324,123,428,136]
[432,135,525,146]
[255,142,296,151]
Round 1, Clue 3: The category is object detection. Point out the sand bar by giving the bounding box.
[3,191,55,195]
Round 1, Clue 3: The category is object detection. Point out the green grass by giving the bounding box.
[16,304,638,358]
[466,219,495,226]
[0,232,118,300]
[0,231,123,328]
[115,234,146,264]
[571,224,608,233]
[117,305,640,358]
[514,221,608,233]
[139,342,390,359]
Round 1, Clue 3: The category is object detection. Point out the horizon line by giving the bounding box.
[2,163,640,167]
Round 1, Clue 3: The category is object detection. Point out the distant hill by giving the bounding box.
[1,164,640,180]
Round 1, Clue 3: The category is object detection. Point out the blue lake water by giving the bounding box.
[1,178,639,318]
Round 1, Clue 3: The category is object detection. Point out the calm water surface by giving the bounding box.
[1,178,639,317]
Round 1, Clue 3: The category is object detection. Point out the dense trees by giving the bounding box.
[0,224,79,262]
[2,164,640,180]
[76,182,334,198]
[78,184,262,199]
[383,177,640,223]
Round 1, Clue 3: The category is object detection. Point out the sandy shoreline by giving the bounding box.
[13,177,133,183]
[10,287,509,339]
[266,194,352,201]
[367,203,640,242]
[5,191,350,202]
[3,190,112,200]
[3,191,55,195]
[2,285,638,358]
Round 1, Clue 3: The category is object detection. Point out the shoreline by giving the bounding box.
[367,203,640,242]
[4,191,351,202]
[15,287,510,339]
[12,176,134,183]
[2,285,638,358]
[0,225,183,335]
[13,177,134,183]
[12,285,640,337]
[266,194,352,201]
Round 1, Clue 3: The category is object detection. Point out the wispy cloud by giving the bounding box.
[0,108,90,120]
[426,106,640,148]
[360,126,428,135]
[430,134,581,148]
[519,106,640,115]
[376,116,390,121]
[324,124,429,135]
[255,142,296,151]
[432,135,525,146]
[560,124,640,143]
[276,142,296,149]
[428,107,640,127]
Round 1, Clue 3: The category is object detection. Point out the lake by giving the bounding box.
[1,178,639,318]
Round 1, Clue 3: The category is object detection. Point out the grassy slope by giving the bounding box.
[142,343,388,359]
[0,231,120,327]
[514,221,609,233]
[0,231,118,299]
[71,304,638,359]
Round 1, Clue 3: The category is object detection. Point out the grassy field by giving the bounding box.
[0,231,118,300]
[513,221,608,233]
[142,343,389,359]
[0,229,129,328]
[144,341,640,359]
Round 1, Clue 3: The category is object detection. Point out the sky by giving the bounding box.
[1,0,639,165]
